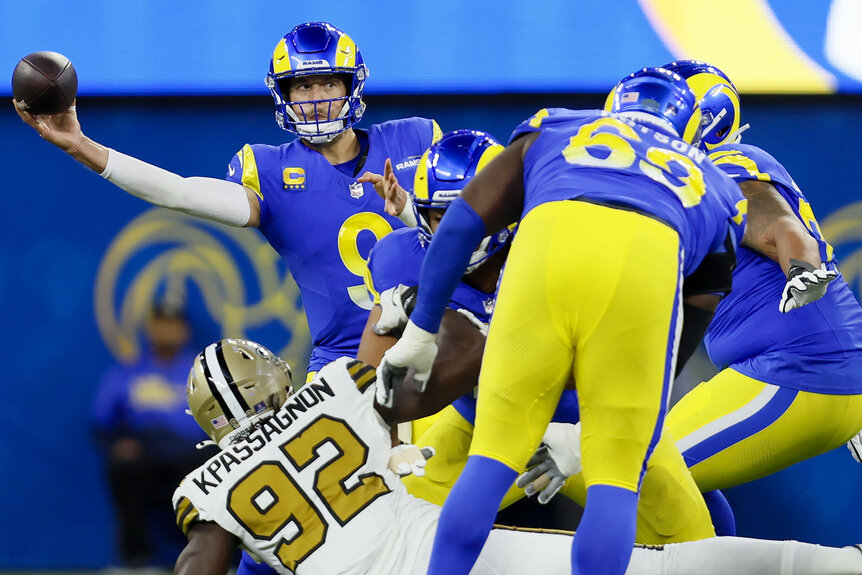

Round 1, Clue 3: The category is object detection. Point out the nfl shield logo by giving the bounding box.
[483,298,495,315]
[349,182,364,198]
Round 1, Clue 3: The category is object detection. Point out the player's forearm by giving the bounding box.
[67,135,110,173]
[771,217,822,275]
[100,149,252,226]
[175,523,237,575]
[739,180,820,274]
[384,310,485,423]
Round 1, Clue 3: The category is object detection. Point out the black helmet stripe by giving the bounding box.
[202,343,250,425]
[200,348,234,420]
[215,343,252,413]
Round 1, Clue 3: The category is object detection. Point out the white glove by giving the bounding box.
[373,284,417,337]
[456,308,489,337]
[387,444,436,477]
[779,260,838,313]
[376,320,438,408]
[515,422,583,504]
[848,430,862,463]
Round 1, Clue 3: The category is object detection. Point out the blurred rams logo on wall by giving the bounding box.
[95,208,311,371]
[823,202,862,298]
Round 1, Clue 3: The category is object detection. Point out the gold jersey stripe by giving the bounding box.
[175,497,200,535]
[346,360,377,392]
[640,0,835,93]
[353,364,376,392]
[346,359,363,375]
[491,523,575,537]
[241,144,263,200]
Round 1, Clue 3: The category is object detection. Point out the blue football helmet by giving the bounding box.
[266,22,368,143]
[610,67,702,145]
[412,129,513,272]
[663,60,741,151]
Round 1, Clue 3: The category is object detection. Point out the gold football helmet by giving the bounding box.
[187,338,293,448]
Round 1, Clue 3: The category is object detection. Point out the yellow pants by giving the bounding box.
[668,367,862,491]
[470,200,681,493]
[561,429,716,544]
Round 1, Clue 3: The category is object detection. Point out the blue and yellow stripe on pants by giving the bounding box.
[668,368,862,491]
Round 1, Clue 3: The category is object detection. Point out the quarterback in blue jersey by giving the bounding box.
[14,21,440,380]
[378,68,748,575]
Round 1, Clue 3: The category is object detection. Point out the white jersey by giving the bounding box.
[172,357,440,575]
[172,357,852,575]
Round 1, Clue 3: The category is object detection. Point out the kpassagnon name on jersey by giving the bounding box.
[192,378,336,494]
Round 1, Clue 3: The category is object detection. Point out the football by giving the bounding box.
[12,51,78,115]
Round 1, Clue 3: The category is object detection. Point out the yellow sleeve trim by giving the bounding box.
[732,199,748,225]
[431,120,443,144]
[241,144,263,200]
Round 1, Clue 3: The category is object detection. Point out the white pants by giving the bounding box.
[464,529,862,575]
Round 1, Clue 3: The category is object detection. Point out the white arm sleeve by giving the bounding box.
[396,194,418,227]
[100,148,252,227]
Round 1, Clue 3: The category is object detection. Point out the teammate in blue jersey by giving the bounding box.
[664,61,862,533]
[14,21,440,380]
[377,68,749,575]
[357,129,581,508]
[520,61,861,544]
[15,21,439,575]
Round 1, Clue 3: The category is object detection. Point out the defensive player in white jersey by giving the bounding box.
[172,338,862,575]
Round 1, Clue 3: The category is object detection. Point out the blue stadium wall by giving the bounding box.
[1,94,861,569]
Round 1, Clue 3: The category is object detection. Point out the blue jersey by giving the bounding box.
[227,118,442,371]
[705,143,862,394]
[366,228,496,322]
[367,227,580,424]
[510,108,746,277]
